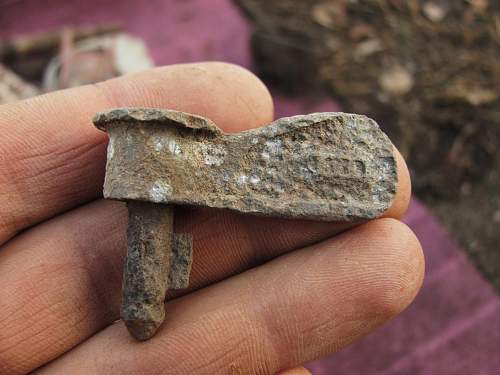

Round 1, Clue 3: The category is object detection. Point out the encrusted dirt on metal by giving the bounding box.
[122,201,173,341]
[169,233,193,290]
[95,107,397,222]
[94,107,222,134]
[94,107,397,341]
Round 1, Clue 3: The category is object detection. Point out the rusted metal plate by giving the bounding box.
[94,108,397,222]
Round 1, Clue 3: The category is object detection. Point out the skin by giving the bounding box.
[0,62,424,375]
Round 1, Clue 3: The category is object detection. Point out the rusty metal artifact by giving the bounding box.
[93,107,397,340]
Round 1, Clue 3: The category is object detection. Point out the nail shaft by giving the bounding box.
[121,201,173,340]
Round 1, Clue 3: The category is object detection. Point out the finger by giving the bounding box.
[0,200,347,375]
[36,218,424,375]
[0,150,411,373]
[277,366,312,375]
[0,197,419,374]
[0,62,274,244]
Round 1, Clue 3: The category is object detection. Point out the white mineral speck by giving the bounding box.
[155,139,164,152]
[149,181,172,202]
[238,175,248,184]
[204,153,224,166]
[249,175,260,184]
[168,140,182,155]
[107,137,115,159]
[202,145,225,166]
[265,140,282,155]
[371,186,383,205]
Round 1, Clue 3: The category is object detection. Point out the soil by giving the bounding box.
[234,0,500,291]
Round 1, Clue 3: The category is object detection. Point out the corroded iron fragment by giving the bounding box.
[121,202,193,340]
[93,107,397,341]
[95,108,397,221]
[168,233,193,290]
[122,201,173,340]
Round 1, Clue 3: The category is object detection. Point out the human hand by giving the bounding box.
[0,62,423,374]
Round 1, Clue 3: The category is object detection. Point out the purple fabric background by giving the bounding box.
[1,0,499,373]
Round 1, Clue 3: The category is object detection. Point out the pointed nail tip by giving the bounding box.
[124,319,161,341]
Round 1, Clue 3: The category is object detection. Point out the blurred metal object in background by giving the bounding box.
[0,25,154,102]
[0,63,39,103]
[0,25,122,83]
[43,31,154,91]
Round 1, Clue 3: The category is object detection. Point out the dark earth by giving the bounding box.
[234,0,500,291]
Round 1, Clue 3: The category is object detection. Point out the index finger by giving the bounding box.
[0,62,274,245]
